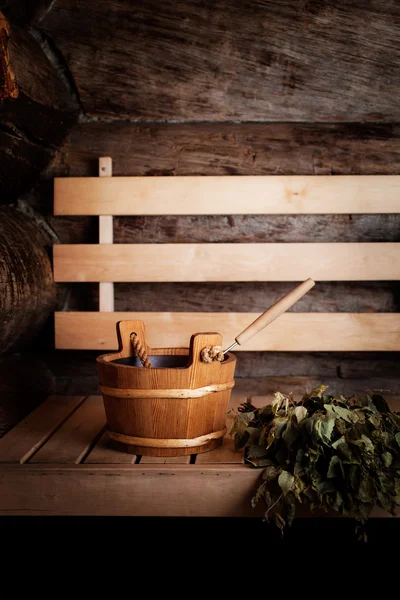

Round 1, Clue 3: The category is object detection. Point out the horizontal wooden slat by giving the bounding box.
[0,464,395,517]
[54,243,400,283]
[0,464,262,517]
[30,396,106,464]
[55,312,400,351]
[0,396,86,463]
[54,175,400,216]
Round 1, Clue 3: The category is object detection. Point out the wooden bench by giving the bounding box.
[0,159,399,516]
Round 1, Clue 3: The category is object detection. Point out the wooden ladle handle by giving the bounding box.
[235,278,315,347]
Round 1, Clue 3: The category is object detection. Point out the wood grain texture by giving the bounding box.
[38,349,400,396]
[234,354,400,382]
[0,395,85,462]
[98,157,114,312]
[0,23,77,202]
[235,279,315,346]
[54,214,400,245]
[54,243,400,283]
[97,324,236,456]
[139,379,245,465]
[84,431,135,464]
[1,390,396,519]
[1,0,400,413]
[40,0,400,121]
[0,464,263,517]
[32,347,400,396]
[99,382,235,399]
[0,354,55,438]
[54,175,400,216]
[0,12,18,100]
[0,1,56,27]
[55,312,400,352]
[0,462,395,517]
[0,207,57,354]
[196,394,246,465]
[63,282,400,314]
[30,395,105,464]
[108,429,226,450]
[0,130,52,201]
[139,454,190,464]
[50,122,400,180]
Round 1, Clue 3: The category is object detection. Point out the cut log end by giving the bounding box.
[0,12,19,100]
[0,207,56,355]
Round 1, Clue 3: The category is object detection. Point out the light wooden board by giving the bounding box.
[54,175,400,215]
[0,464,394,518]
[53,242,400,283]
[99,156,114,312]
[0,464,264,517]
[30,396,106,464]
[55,311,400,351]
[0,396,86,463]
[194,436,241,465]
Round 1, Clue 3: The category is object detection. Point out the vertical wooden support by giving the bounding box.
[99,157,114,312]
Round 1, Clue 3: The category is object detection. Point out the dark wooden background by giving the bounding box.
[1,0,400,406]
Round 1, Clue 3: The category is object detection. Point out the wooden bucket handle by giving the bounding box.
[115,320,228,371]
[116,320,149,358]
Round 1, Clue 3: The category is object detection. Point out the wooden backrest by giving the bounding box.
[53,158,400,352]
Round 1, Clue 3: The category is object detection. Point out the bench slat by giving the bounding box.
[54,175,400,215]
[0,396,86,464]
[140,454,191,464]
[1,463,395,517]
[55,312,400,351]
[85,431,136,464]
[0,464,262,517]
[30,396,106,464]
[53,242,400,283]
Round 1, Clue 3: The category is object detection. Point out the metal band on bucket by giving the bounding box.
[99,380,235,399]
[107,427,227,448]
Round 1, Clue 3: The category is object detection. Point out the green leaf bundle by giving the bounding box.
[230,385,400,534]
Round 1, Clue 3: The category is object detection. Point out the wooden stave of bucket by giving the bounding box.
[97,320,236,457]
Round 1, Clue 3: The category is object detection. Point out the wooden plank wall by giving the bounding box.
[25,0,400,392]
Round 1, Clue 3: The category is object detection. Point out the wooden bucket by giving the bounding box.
[96,320,236,456]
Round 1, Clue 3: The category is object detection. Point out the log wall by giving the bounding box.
[2,0,400,396]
